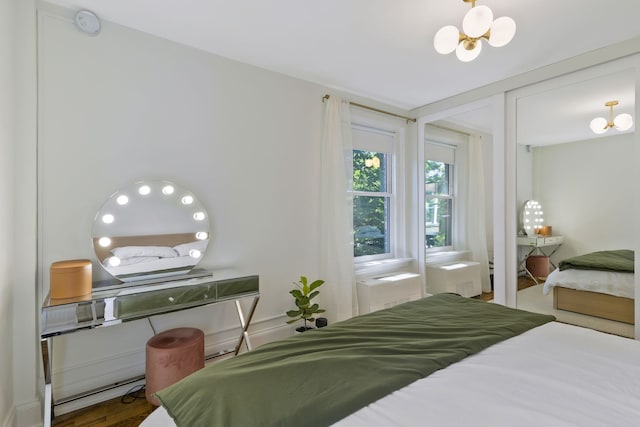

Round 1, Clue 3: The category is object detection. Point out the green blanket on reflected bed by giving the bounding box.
[156,293,555,427]
[559,249,634,272]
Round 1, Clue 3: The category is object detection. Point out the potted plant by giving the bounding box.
[286,276,325,332]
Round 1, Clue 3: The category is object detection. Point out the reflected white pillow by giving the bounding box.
[173,240,208,257]
[103,256,160,267]
[111,246,177,259]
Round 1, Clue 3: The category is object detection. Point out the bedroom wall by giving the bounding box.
[33,2,414,416]
[530,133,634,261]
[1,0,15,425]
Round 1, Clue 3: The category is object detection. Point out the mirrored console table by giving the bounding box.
[40,271,260,426]
[517,235,564,284]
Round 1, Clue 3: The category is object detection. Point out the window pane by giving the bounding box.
[425,160,450,196]
[425,197,452,248]
[353,195,389,257]
[353,150,388,192]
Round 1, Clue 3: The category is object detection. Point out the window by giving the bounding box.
[425,159,453,249]
[424,141,457,252]
[352,125,396,260]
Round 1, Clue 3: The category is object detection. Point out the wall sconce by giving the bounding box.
[433,0,516,62]
[589,100,633,134]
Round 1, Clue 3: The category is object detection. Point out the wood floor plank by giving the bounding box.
[53,391,156,427]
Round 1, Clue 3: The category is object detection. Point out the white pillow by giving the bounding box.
[173,240,208,257]
[111,246,177,259]
[103,256,160,267]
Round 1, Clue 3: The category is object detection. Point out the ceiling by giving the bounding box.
[45,0,640,144]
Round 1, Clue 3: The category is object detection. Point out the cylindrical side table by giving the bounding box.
[145,327,204,405]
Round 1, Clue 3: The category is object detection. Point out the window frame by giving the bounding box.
[422,126,469,255]
[424,159,454,251]
[350,119,405,265]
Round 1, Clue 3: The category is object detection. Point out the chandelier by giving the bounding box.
[589,100,633,134]
[433,0,516,62]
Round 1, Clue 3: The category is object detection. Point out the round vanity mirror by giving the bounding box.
[520,199,544,236]
[92,180,210,282]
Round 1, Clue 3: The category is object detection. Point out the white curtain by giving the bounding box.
[319,96,356,322]
[466,135,492,292]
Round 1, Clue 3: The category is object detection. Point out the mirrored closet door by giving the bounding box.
[512,57,638,338]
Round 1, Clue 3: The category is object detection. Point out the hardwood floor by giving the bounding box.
[473,276,537,301]
[55,277,539,426]
[52,388,156,427]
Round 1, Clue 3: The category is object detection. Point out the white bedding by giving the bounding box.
[543,267,635,299]
[140,322,640,427]
[105,255,196,280]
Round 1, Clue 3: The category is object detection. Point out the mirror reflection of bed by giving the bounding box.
[92,233,209,282]
[514,65,635,337]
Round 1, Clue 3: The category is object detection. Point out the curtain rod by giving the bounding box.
[322,94,416,123]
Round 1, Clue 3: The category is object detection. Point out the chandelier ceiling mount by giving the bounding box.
[434,0,516,62]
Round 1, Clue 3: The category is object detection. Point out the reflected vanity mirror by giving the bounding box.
[92,180,210,284]
[519,200,544,236]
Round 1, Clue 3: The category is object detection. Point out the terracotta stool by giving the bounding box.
[145,327,204,405]
[526,255,550,278]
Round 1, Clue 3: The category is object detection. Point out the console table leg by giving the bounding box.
[41,337,53,427]
[234,296,260,355]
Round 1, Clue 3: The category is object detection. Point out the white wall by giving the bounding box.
[1,0,16,425]
[32,3,413,417]
[530,133,634,260]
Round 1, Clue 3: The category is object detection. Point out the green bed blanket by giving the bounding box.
[156,294,554,427]
[558,249,634,272]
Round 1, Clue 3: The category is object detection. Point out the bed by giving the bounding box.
[543,249,635,324]
[139,293,640,427]
[92,233,209,282]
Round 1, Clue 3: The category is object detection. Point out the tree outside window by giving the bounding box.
[353,150,391,257]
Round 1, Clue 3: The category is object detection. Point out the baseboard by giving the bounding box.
[1,407,14,427]
[13,399,41,427]
[51,316,293,416]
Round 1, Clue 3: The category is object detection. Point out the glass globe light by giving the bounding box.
[462,5,493,38]
[434,25,460,54]
[614,113,633,131]
[590,117,608,134]
[488,16,516,47]
[456,39,482,62]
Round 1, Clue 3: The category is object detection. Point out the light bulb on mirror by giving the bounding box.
[181,195,194,205]
[102,214,114,224]
[98,237,111,247]
[162,185,175,195]
[116,195,129,205]
[138,185,151,196]
[196,231,208,240]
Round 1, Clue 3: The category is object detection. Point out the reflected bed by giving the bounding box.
[543,249,635,324]
[140,294,640,427]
